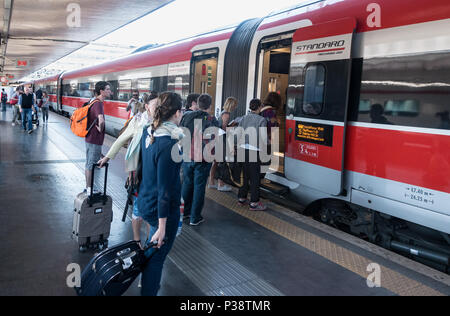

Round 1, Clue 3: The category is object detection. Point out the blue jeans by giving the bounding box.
[181,162,212,223]
[132,196,141,219]
[42,107,49,122]
[21,108,33,131]
[1,101,6,111]
[141,213,179,296]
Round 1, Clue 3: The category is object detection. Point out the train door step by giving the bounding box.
[259,181,305,213]
[260,180,290,196]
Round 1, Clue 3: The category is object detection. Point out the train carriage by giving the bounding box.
[33,74,60,112]
[58,27,236,136]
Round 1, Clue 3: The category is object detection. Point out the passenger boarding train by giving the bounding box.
[27,0,450,270]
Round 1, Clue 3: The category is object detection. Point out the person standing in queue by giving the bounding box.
[236,98,268,211]
[180,94,219,226]
[208,96,238,191]
[138,92,185,296]
[126,90,141,117]
[260,92,281,142]
[98,92,159,247]
[184,93,200,114]
[84,81,111,194]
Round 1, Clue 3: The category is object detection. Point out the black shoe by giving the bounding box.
[190,218,205,226]
[28,130,33,134]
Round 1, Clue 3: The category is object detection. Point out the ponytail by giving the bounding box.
[149,92,182,144]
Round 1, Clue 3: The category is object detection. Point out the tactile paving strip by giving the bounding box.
[206,189,446,296]
[170,224,284,296]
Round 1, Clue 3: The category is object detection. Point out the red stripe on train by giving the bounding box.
[62,97,129,120]
[345,125,450,194]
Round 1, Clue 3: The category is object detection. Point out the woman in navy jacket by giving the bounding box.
[138,92,184,296]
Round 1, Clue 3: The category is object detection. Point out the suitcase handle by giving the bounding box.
[89,163,109,206]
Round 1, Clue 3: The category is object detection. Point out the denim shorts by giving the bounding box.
[85,142,102,170]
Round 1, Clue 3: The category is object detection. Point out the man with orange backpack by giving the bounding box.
[84,81,111,193]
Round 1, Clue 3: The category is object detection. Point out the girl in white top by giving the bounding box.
[98,93,159,246]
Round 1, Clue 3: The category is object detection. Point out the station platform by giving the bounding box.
[1,108,449,297]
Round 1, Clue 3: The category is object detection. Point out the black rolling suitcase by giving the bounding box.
[75,240,158,296]
[32,111,39,126]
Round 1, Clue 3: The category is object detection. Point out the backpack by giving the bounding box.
[1,93,7,102]
[70,99,99,138]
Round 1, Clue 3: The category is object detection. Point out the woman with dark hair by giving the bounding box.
[41,91,50,124]
[261,92,281,140]
[138,92,185,296]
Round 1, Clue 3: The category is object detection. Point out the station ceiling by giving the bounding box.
[0,0,173,83]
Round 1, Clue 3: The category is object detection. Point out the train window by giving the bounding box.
[354,52,450,130]
[62,84,76,97]
[78,82,93,98]
[358,100,371,114]
[154,77,168,93]
[384,100,420,117]
[137,79,151,94]
[108,80,119,100]
[168,75,189,101]
[302,64,325,116]
[62,84,68,96]
[118,80,132,101]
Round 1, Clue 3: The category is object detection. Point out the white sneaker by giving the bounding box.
[217,184,232,192]
[12,123,15,126]
[208,184,218,190]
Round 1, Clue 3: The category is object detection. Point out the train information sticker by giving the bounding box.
[299,143,319,158]
[295,121,333,147]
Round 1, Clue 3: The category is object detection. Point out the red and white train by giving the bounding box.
[28,0,450,269]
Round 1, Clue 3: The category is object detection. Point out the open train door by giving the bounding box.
[285,18,356,196]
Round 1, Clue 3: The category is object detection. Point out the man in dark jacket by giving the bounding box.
[181,94,219,226]
[183,93,200,114]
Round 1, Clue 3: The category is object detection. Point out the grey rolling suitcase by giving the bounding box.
[73,164,113,252]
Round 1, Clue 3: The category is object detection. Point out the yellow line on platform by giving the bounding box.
[205,189,445,296]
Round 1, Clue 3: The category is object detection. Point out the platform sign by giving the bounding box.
[16,60,30,67]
